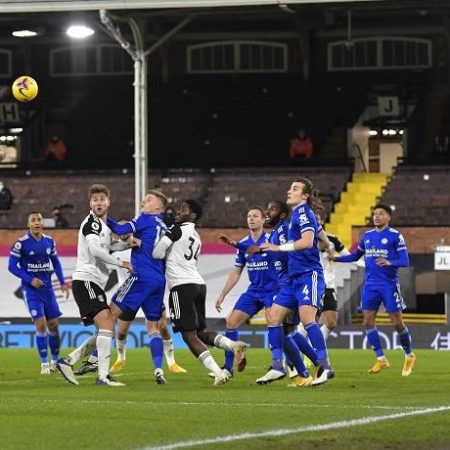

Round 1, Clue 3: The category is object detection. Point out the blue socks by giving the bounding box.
[290,330,318,366]
[36,331,48,363]
[224,329,239,373]
[305,322,330,368]
[148,333,164,370]
[268,325,284,372]
[48,331,60,361]
[283,334,309,378]
[399,327,413,355]
[366,327,384,357]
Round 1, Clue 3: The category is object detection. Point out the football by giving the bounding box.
[11,76,39,102]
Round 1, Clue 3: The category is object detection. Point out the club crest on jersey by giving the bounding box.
[299,213,309,225]
[381,238,388,244]
[46,248,51,254]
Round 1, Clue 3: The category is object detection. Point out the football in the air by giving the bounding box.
[12,76,39,102]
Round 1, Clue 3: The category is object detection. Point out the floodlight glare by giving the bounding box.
[66,25,94,39]
[12,30,38,38]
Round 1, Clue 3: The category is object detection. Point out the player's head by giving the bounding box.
[141,189,168,214]
[373,203,392,228]
[247,206,265,231]
[316,211,325,227]
[265,200,290,227]
[28,211,43,236]
[175,199,203,224]
[89,184,110,218]
[287,177,323,213]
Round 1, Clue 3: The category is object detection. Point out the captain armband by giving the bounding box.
[279,243,295,252]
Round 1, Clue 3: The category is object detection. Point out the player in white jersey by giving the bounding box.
[152,199,247,386]
[56,184,132,387]
[316,212,352,341]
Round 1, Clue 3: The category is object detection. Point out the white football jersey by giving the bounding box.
[320,232,349,289]
[72,212,118,289]
[164,222,205,290]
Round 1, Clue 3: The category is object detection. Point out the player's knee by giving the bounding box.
[181,330,197,344]
[47,320,59,334]
[117,331,127,340]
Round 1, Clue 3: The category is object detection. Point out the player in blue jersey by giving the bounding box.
[8,212,70,374]
[331,203,416,376]
[260,178,334,386]
[106,189,169,384]
[215,206,278,377]
[255,201,319,386]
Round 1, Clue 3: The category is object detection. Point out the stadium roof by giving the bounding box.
[0,0,386,13]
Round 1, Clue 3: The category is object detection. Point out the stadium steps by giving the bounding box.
[326,172,388,248]
[351,313,447,325]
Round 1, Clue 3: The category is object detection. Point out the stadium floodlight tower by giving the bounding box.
[99,10,193,215]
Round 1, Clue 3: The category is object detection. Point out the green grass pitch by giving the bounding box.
[1,348,450,450]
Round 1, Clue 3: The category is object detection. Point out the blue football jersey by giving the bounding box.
[288,203,323,277]
[235,232,278,292]
[269,219,290,287]
[9,232,64,289]
[108,214,166,280]
[358,227,409,284]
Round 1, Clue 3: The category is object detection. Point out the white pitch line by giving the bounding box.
[138,406,450,450]
[0,397,419,411]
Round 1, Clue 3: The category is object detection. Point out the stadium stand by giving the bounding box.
[378,164,450,226]
[0,165,350,228]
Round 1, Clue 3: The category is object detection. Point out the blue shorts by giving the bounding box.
[273,284,300,325]
[361,283,406,314]
[292,271,325,309]
[233,288,277,317]
[22,286,62,321]
[112,275,165,322]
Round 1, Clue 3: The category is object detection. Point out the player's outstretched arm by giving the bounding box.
[106,217,134,235]
[261,230,315,253]
[333,248,364,263]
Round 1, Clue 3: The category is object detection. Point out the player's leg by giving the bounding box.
[295,272,334,386]
[23,288,50,373]
[57,280,118,386]
[224,309,251,374]
[35,317,50,374]
[110,310,135,373]
[223,291,258,375]
[282,320,314,387]
[385,284,415,376]
[361,285,389,373]
[171,284,230,385]
[46,319,60,371]
[158,310,186,374]
[256,301,290,384]
[140,280,167,384]
[44,289,63,371]
[320,289,338,340]
[94,305,117,385]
